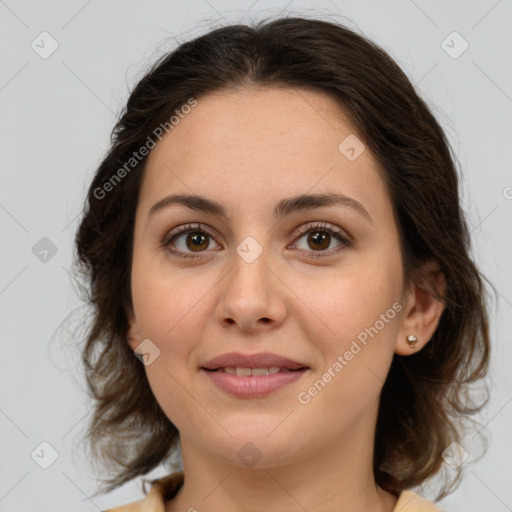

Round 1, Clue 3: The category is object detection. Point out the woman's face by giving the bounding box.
[128,86,412,467]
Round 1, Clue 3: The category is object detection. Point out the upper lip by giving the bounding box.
[201,352,309,371]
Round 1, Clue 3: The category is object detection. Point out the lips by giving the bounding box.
[202,367,308,397]
[200,352,310,398]
[201,352,309,372]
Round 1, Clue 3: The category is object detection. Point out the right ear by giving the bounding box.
[126,308,140,351]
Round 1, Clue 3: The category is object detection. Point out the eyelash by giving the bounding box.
[160,222,351,260]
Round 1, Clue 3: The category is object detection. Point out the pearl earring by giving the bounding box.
[406,335,418,348]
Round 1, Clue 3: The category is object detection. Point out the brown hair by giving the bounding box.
[73,16,490,499]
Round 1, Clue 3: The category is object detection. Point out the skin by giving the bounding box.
[127,86,445,512]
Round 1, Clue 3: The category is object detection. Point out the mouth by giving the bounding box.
[200,366,309,398]
[200,352,310,397]
[203,366,306,376]
[200,351,308,372]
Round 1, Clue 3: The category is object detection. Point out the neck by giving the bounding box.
[165,407,398,512]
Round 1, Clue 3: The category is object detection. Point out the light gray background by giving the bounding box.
[1,1,511,510]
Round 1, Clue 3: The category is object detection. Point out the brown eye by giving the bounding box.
[307,230,331,251]
[163,222,350,260]
[185,232,210,252]
[293,222,351,258]
[162,223,222,259]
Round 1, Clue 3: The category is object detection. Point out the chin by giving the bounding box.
[199,427,308,469]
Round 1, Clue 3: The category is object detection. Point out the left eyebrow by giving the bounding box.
[147,192,372,223]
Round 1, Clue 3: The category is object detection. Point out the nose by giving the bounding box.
[215,245,287,333]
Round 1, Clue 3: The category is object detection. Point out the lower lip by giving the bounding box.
[201,368,308,398]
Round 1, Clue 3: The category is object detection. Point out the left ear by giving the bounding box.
[395,261,446,356]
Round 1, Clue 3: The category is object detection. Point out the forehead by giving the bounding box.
[140,86,391,221]
[148,86,357,166]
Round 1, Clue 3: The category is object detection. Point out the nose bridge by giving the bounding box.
[216,232,286,330]
[228,235,272,302]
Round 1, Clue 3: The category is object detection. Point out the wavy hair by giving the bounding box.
[73,16,491,498]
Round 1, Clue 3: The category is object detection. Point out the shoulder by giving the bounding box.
[394,490,446,511]
[101,471,185,512]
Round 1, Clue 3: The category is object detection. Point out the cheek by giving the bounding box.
[294,259,402,344]
[131,269,207,423]
[131,246,207,339]
[291,260,403,416]
[131,261,219,407]
[294,271,401,428]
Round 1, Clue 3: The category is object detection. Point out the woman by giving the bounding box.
[74,16,490,512]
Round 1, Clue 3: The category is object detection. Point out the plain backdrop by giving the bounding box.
[1,1,511,510]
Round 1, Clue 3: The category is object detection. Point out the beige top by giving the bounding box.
[103,471,444,511]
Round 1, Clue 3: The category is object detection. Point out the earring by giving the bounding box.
[406,335,418,348]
